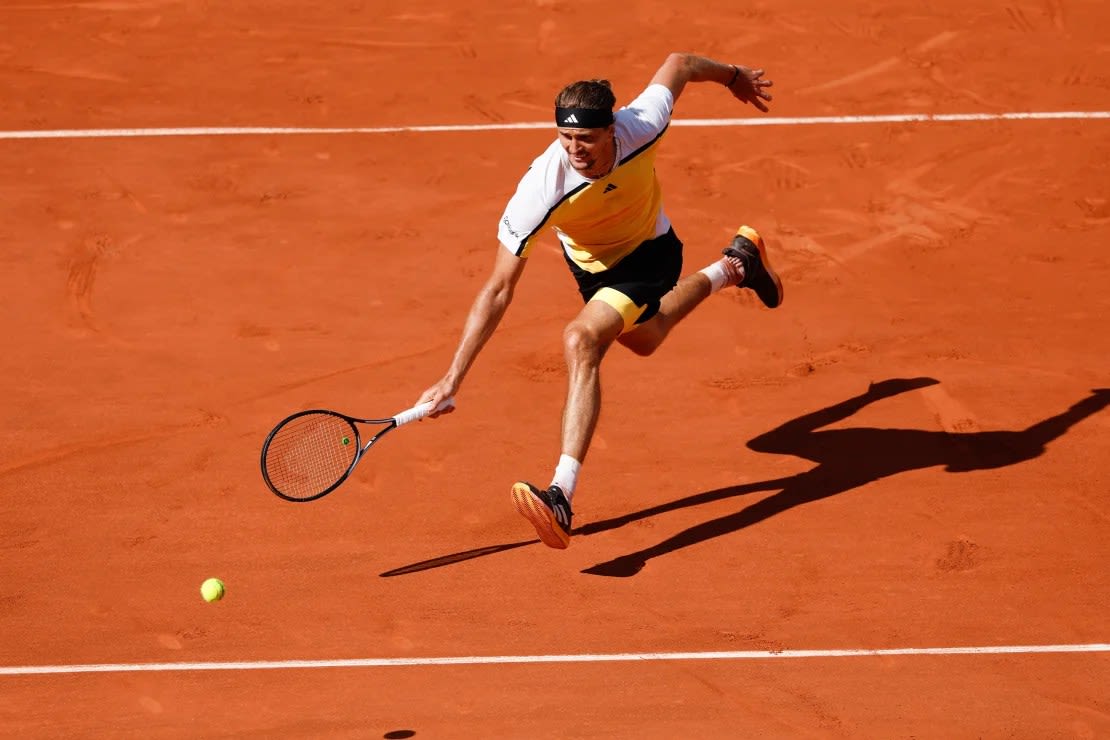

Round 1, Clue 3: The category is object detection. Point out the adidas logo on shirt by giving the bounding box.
[562,114,579,124]
[603,183,618,193]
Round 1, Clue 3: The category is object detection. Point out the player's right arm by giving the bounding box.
[416,246,526,416]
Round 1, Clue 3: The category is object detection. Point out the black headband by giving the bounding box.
[555,107,614,128]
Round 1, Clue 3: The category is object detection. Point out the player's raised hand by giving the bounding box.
[867,377,940,398]
[728,65,773,112]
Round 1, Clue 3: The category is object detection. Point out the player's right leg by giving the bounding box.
[561,300,625,462]
[513,300,622,549]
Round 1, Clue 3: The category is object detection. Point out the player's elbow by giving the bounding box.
[665,52,696,73]
[482,279,515,314]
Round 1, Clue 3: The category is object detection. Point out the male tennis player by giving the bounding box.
[416,53,782,549]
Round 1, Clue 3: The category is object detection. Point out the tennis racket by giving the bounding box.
[260,398,454,502]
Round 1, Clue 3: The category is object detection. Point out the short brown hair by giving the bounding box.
[555,80,616,112]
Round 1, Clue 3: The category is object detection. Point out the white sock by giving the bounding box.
[551,454,581,503]
[698,258,736,293]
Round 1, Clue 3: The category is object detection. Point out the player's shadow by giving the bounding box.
[380,379,1109,578]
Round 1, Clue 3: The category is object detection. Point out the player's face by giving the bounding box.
[557,126,615,179]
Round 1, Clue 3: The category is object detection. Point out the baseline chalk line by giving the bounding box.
[3,643,1107,676]
[1,111,1108,140]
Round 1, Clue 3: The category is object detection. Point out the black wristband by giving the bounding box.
[726,65,740,88]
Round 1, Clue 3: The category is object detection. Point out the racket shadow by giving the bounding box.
[380,540,538,577]
[378,477,787,577]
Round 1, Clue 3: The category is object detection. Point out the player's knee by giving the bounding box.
[563,322,604,363]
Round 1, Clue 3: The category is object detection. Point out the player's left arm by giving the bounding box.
[649,52,773,111]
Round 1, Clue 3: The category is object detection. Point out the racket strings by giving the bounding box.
[263,413,358,499]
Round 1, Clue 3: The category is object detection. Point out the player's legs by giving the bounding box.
[512,269,714,548]
[617,271,714,356]
[511,226,782,548]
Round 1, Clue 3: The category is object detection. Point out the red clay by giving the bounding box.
[1,1,1108,736]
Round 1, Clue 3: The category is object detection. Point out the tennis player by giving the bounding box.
[416,52,783,549]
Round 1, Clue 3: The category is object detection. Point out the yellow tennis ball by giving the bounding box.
[200,578,225,603]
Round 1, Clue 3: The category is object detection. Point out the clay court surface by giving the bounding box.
[2,1,1109,737]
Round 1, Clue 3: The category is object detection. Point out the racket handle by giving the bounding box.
[393,397,455,427]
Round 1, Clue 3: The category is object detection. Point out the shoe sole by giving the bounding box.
[735,225,784,308]
[511,482,570,549]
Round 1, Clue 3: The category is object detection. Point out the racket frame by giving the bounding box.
[260,398,453,503]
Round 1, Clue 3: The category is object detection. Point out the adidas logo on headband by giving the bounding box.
[555,107,614,128]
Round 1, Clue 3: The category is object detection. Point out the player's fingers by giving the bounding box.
[428,404,455,419]
[414,388,442,420]
[426,394,457,418]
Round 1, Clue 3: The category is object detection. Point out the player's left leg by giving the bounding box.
[617,270,716,356]
[620,224,783,356]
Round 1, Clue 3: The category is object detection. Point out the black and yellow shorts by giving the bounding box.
[563,228,683,334]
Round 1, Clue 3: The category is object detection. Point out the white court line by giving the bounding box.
[0,110,1108,140]
[2,643,1107,677]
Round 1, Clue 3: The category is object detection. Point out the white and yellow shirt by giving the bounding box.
[497,83,674,273]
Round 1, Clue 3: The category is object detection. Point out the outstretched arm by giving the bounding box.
[650,52,773,110]
[416,246,527,416]
[1021,388,1110,446]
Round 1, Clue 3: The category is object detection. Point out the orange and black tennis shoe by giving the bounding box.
[511,482,572,549]
[723,225,783,308]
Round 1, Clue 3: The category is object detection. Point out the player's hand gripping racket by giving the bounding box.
[260,398,454,502]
